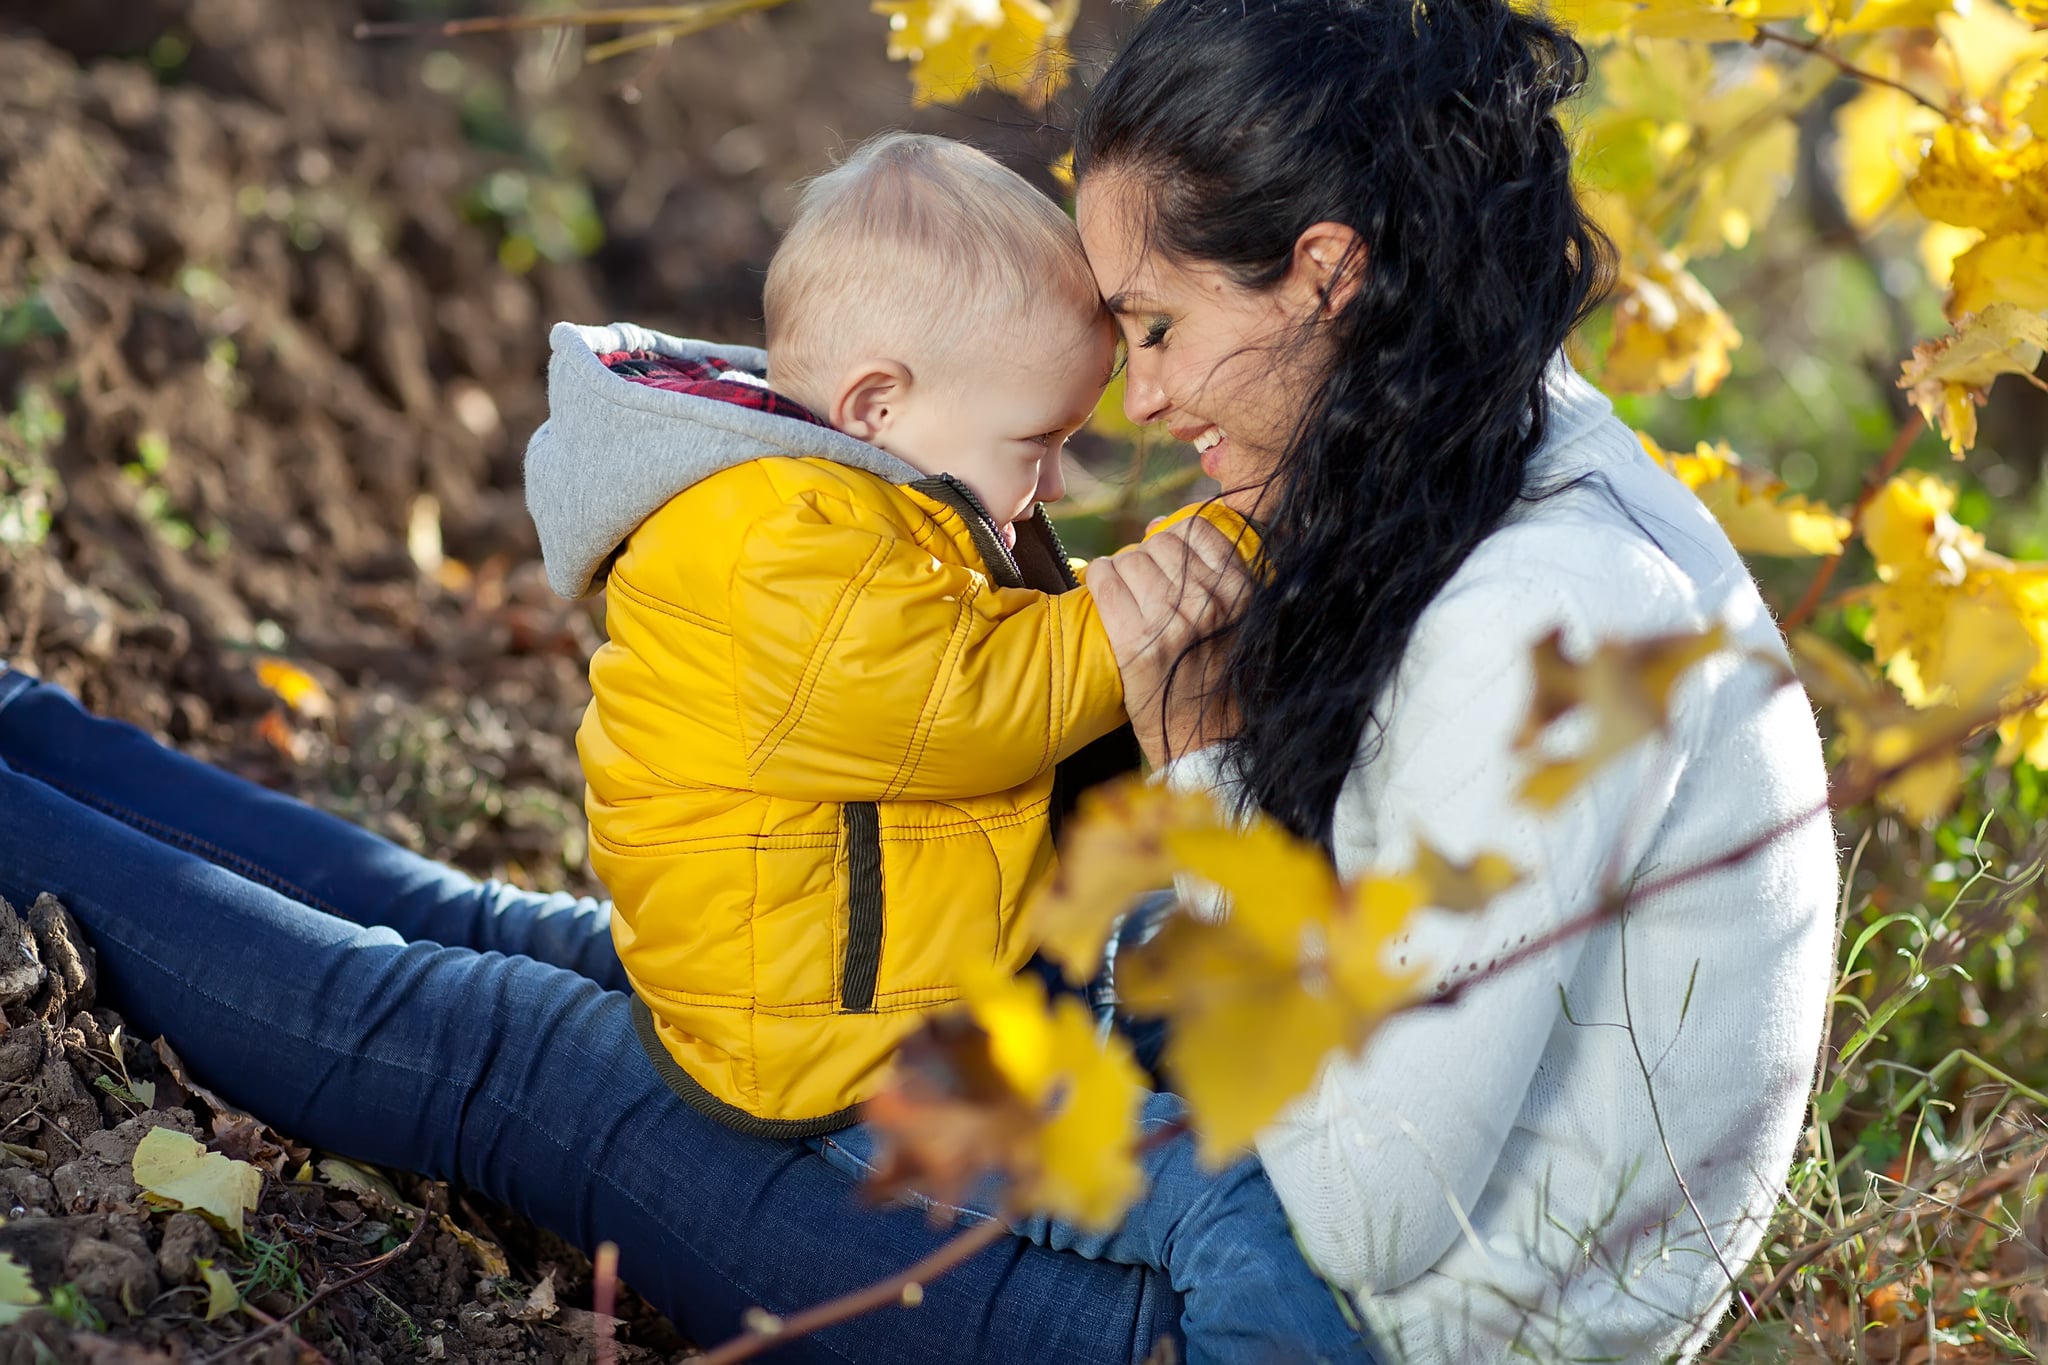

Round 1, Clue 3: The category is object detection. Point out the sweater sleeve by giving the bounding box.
[1213,552,1694,1297]
[728,489,1128,802]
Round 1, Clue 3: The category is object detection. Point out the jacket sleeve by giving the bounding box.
[1173,544,1693,1297]
[726,488,1128,802]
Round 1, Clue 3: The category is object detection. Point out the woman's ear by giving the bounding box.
[1289,222,1365,318]
[831,360,913,439]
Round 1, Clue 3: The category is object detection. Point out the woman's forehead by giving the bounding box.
[1074,175,1157,296]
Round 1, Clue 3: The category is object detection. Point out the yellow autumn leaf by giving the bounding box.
[1603,252,1742,396]
[1948,231,2048,318]
[1906,123,2048,237]
[0,1250,40,1326]
[197,1258,241,1322]
[1862,469,1981,580]
[1516,625,1731,809]
[966,967,1145,1228]
[1642,434,1853,557]
[874,0,1069,108]
[1897,303,2048,455]
[254,657,331,719]
[1412,843,1522,912]
[132,1126,264,1237]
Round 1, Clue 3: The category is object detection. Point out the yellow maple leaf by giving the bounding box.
[132,1127,265,1237]
[1906,123,2048,238]
[1603,252,1742,396]
[874,0,1069,108]
[1947,231,2048,318]
[1861,469,1982,581]
[969,968,1145,1228]
[1515,625,1733,809]
[864,969,1145,1229]
[1897,303,2048,455]
[1642,434,1853,557]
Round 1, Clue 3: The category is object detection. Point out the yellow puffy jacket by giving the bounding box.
[528,324,1146,1134]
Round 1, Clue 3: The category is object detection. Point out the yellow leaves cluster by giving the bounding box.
[1641,434,1853,556]
[1027,781,1519,1167]
[1602,249,1744,396]
[873,0,1073,108]
[1897,303,2048,454]
[1843,472,2048,813]
[865,966,1145,1229]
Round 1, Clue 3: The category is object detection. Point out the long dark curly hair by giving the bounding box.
[1075,0,1614,850]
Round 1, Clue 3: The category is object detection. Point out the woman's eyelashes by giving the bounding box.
[1138,317,1172,349]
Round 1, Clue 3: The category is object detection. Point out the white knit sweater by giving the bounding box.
[1166,361,1838,1364]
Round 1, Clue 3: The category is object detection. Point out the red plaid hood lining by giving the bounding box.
[598,350,828,428]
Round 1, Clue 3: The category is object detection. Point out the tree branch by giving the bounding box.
[1751,28,1950,117]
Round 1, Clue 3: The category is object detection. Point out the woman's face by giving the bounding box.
[1076,173,1340,518]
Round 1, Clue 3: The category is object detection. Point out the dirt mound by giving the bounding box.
[0,0,1065,1356]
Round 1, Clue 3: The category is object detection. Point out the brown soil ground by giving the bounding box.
[0,1,1085,1358]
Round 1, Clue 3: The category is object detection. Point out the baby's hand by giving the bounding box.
[1089,515,1253,767]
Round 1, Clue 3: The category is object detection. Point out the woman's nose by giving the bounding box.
[1121,360,1169,425]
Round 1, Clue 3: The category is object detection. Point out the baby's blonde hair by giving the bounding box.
[765,132,1101,411]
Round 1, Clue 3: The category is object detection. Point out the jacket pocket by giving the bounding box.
[840,801,883,1013]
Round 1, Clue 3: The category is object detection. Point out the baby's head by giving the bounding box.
[766,133,1115,543]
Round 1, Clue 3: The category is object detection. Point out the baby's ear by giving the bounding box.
[831,361,914,439]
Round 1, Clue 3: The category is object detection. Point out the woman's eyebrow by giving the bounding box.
[1104,291,1150,315]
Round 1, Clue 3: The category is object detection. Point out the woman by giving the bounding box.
[0,1,1836,1362]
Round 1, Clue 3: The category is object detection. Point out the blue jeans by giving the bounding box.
[0,671,1368,1364]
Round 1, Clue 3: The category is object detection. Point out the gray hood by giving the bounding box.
[523,321,925,599]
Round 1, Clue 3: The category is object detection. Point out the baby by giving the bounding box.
[525,132,1365,1363]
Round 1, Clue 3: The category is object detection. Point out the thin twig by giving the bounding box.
[1781,409,1926,632]
[694,1219,1011,1365]
[1751,28,1950,117]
